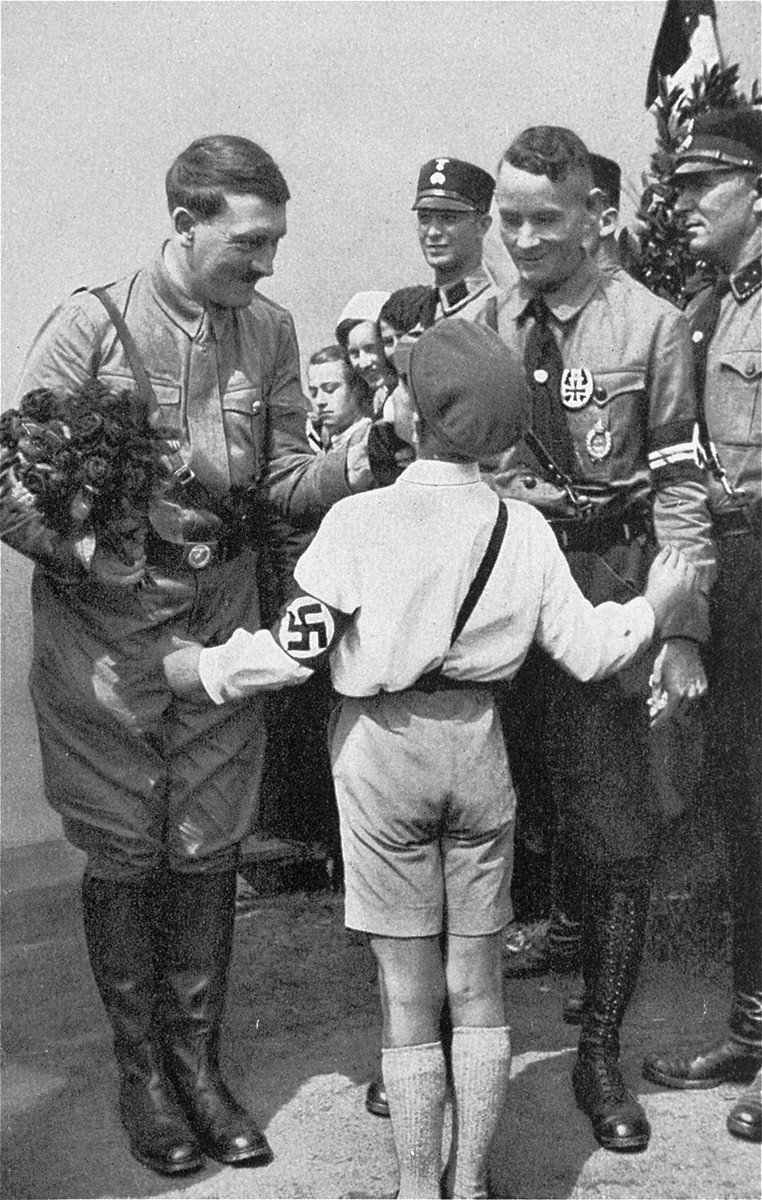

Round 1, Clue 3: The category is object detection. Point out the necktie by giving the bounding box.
[186,311,231,498]
[522,296,576,477]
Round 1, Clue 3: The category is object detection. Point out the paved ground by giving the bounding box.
[1,840,760,1200]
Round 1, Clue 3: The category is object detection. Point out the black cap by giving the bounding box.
[398,320,529,461]
[674,107,762,176]
[412,157,495,213]
[589,153,622,209]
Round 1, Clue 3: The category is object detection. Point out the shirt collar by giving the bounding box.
[507,254,603,325]
[729,254,762,303]
[438,266,492,315]
[149,245,232,340]
[398,459,481,486]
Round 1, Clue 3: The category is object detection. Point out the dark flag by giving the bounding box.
[645,0,722,108]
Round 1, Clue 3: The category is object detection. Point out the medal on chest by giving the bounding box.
[585,417,613,461]
[560,367,594,409]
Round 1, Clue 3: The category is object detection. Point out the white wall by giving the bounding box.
[2,0,760,846]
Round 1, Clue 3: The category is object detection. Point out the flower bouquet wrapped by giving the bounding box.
[0,381,161,581]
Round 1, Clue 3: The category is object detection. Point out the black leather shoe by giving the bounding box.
[365,1076,390,1119]
[563,993,586,1025]
[573,1050,650,1152]
[727,1070,762,1142]
[643,1040,762,1090]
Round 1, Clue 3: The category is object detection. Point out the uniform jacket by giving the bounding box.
[477,256,716,639]
[5,248,352,581]
[685,256,761,515]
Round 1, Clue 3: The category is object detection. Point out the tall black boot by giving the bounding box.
[158,869,273,1166]
[642,988,762,1088]
[81,875,205,1176]
[572,861,652,1152]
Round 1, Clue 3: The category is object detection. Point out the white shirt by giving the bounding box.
[200,459,654,703]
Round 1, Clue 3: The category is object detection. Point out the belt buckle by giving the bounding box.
[174,463,196,487]
[184,542,215,570]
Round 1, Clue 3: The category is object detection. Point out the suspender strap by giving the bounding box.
[449,499,507,645]
[89,283,219,512]
[90,283,156,423]
[410,500,508,694]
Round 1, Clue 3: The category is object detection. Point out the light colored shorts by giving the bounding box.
[329,688,516,938]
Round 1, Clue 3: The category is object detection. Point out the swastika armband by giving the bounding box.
[273,592,347,666]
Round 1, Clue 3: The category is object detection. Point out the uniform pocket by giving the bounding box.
[590,369,647,406]
[717,351,761,444]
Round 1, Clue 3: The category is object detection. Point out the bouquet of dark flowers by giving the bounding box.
[0,380,161,580]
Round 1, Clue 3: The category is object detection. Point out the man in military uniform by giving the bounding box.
[482,125,716,1152]
[1,135,374,1176]
[642,106,762,1144]
[396,157,501,332]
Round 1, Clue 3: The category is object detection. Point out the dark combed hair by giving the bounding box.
[165,135,290,218]
[379,286,433,336]
[307,344,374,418]
[502,126,593,188]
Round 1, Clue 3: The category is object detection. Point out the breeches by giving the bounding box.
[28,551,266,879]
[532,539,663,863]
[706,531,762,990]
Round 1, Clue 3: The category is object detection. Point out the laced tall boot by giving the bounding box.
[571,861,652,1152]
[81,875,205,1176]
[158,869,273,1166]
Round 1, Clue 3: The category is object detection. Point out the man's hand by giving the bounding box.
[163,639,207,700]
[647,638,707,729]
[643,545,698,631]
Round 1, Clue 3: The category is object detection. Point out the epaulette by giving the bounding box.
[730,257,762,303]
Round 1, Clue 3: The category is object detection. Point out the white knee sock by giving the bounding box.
[382,1041,447,1199]
[445,1025,512,1200]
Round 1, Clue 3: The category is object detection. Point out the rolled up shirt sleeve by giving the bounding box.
[535,520,655,680]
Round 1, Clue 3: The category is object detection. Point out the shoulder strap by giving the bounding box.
[409,500,508,694]
[484,294,499,332]
[450,499,508,646]
[89,283,157,423]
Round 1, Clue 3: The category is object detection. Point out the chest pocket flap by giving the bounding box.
[719,350,761,384]
[592,369,646,405]
[222,371,263,418]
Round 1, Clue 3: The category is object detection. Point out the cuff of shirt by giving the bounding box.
[199,627,314,704]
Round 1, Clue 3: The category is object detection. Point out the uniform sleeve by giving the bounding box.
[262,310,370,526]
[534,519,655,680]
[12,296,104,402]
[3,299,104,579]
[645,305,716,639]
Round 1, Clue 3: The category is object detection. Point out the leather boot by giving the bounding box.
[572,862,651,1152]
[158,869,273,1166]
[81,875,205,1176]
[643,990,762,1089]
[727,1068,762,1142]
